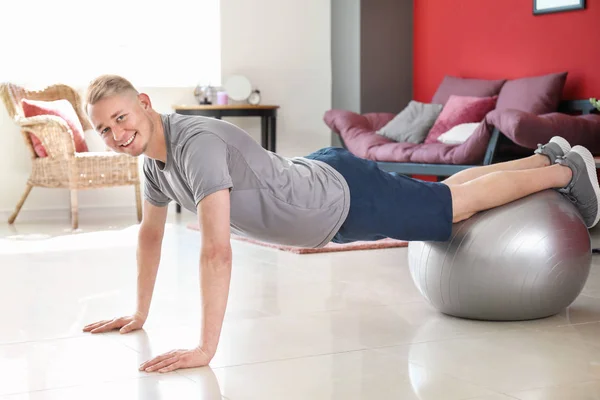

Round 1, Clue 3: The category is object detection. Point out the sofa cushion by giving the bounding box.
[323,109,395,157]
[22,98,89,157]
[432,75,506,105]
[424,95,498,144]
[376,101,443,143]
[495,71,567,115]
[437,122,481,145]
[324,109,495,165]
[486,108,600,154]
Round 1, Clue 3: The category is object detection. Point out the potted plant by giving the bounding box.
[590,98,600,112]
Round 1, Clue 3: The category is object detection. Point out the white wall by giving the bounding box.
[331,0,361,113]
[220,0,332,157]
[0,0,331,221]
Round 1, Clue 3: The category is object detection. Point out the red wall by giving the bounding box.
[413,0,600,103]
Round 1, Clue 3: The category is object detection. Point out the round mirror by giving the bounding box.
[223,75,252,101]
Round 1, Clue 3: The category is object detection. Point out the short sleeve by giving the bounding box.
[143,159,171,207]
[180,133,233,206]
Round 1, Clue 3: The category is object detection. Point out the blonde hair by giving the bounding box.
[85,75,139,108]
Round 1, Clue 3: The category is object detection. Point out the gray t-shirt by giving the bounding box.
[143,113,350,248]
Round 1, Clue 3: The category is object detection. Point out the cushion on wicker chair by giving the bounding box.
[22,98,89,157]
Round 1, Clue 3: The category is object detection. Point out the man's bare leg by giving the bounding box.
[443,136,572,186]
[442,154,550,186]
[449,164,572,223]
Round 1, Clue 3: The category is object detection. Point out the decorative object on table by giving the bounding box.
[193,84,215,105]
[216,91,228,105]
[533,0,585,15]
[247,89,261,105]
[590,98,600,112]
[223,75,252,102]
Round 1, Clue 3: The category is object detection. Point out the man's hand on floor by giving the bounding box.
[139,347,213,373]
[82,313,146,334]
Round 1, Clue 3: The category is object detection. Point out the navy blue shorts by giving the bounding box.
[305,147,453,244]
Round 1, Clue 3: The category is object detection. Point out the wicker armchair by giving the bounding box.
[0,83,142,229]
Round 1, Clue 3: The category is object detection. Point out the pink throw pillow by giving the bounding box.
[22,99,89,157]
[424,95,498,144]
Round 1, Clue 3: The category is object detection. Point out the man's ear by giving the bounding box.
[138,93,152,110]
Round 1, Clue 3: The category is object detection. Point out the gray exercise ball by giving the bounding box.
[408,189,592,321]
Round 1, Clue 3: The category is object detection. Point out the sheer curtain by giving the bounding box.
[0,0,221,88]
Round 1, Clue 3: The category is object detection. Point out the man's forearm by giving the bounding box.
[199,252,232,355]
[135,227,164,319]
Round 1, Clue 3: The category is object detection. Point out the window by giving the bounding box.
[0,0,221,87]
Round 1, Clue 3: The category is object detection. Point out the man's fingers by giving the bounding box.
[90,320,121,333]
[119,322,138,334]
[139,351,177,371]
[142,355,177,372]
[158,361,181,373]
[144,356,179,372]
[83,321,111,332]
[83,320,111,332]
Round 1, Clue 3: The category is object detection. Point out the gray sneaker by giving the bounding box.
[535,136,571,164]
[556,145,600,228]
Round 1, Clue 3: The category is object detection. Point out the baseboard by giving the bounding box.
[0,205,140,224]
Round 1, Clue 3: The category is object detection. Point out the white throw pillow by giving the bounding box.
[437,122,481,145]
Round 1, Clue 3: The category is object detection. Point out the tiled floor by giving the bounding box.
[1,210,600,399]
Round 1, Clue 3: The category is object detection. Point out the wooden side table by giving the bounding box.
[171,104,280,213]
[172,104,279,152]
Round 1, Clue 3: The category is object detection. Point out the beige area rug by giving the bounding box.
[186,223,408,254]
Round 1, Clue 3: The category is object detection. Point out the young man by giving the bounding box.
[82,75,600,373]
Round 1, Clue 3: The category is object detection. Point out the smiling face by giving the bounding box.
[87,91,156,156]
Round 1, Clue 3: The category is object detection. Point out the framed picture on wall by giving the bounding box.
[533,0,585,15]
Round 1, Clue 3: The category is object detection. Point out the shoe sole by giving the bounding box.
[549,136,571,154]
[571,145,600,228]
